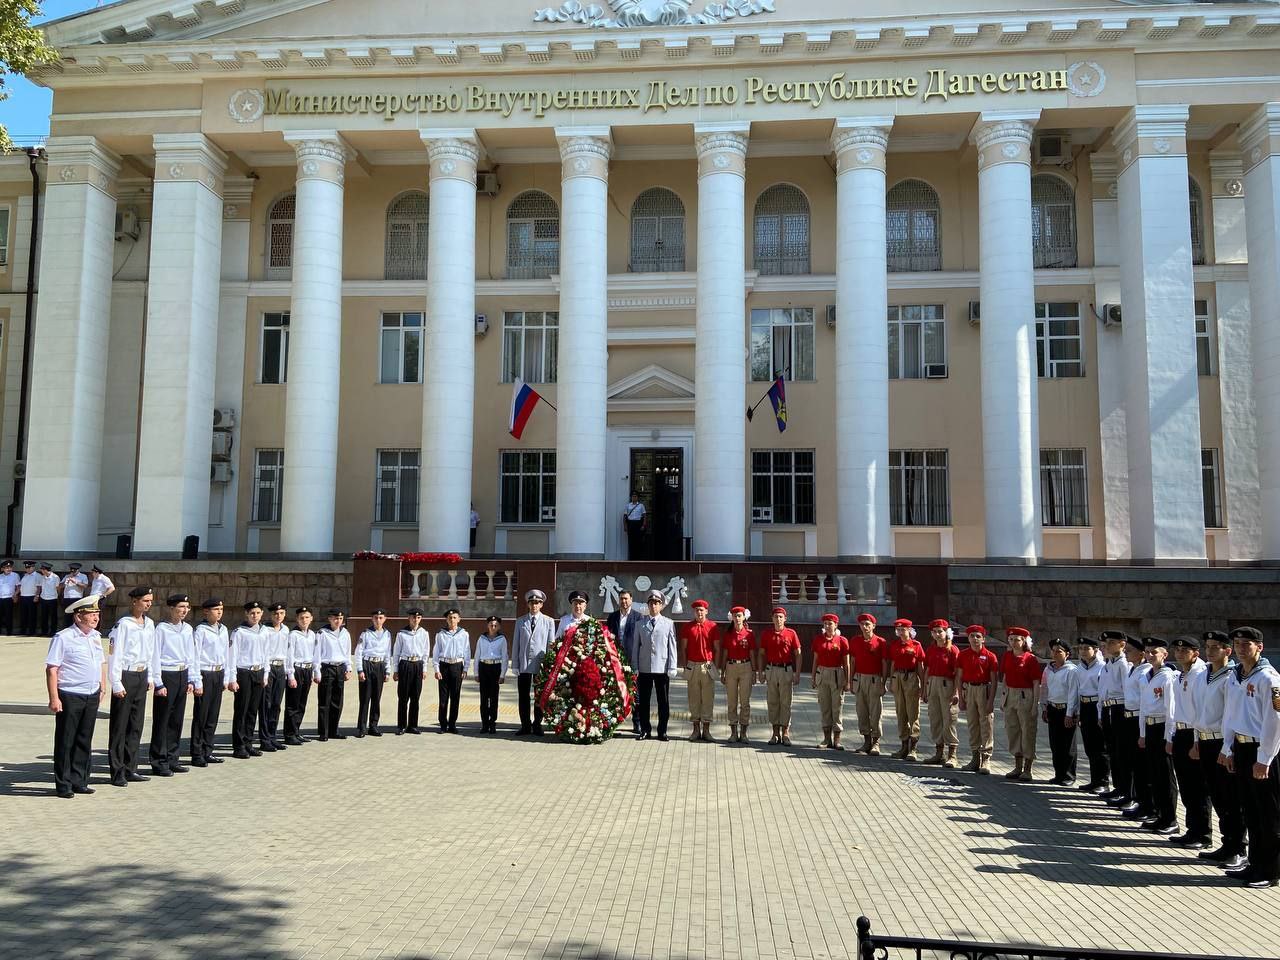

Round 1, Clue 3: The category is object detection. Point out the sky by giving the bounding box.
[3,1,104,145]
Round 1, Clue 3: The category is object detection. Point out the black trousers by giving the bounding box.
[1122,713,1151,810]
[284,667,312,738]
[638,673,670,737]
[437,661,463,730]
[232,668,264,754]
[149,669,189,771]
[1144,722,1177,826]
[478,662,501,727]
[357,660,386,732]
[18,595,37,635]
[1046,705,1078,782]
[1234,742,1280,881]
[626,519,645,560]
[54,688,99,793]
[0,596,14,635]
[109,670,148,778]
[190,671,224,761]
[1080,700,1110,786]
[1172,728,1212,840]
[39,598,58,636]
[1200,737,1245,853]
[259,665,287,744]
[317,662,346,738]
[517,672,543,732]
[397,660,423,731]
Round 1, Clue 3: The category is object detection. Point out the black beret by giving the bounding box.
[405,607,423,617]
[128,586,152,599]
[1143,636,1168,650]
[1230,626,1264,643]
[1202,630,1231,645]
[243,600,263,612]
[1099,629,1127,642]
[485,615,501,624]
[266,602,286,613]
[295,606,311,616]
[370,608,387,616]
[1170,635,1200,651]
[201,597,223,609]
[327,608,345,617]
[166,593,189,606]
[1048,638,1072,653]
[1075,635,1098,647]
[1124,635,1145,651]
[568,590,588,603]
[22,560,35,567]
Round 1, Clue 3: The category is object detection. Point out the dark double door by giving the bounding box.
[629,448,684,561]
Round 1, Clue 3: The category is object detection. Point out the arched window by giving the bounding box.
[753,184,810,275]
[629,188,685,272]
[1189,176,1206,265]
[506,190,560,279]
[265,193,295,280]
[886,179,941,272]
[1030,175,1078,269]
[385,191,430,280]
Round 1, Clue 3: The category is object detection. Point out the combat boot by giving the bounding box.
[1005,755,1024,780]
[942,745,957,769]
[893,739,910,759]
[923,744,945,765]
[906,737,919,761]
[1018,759,1035,782]
[963,752,981,772]
[977,751,992,775]
[821,727,832,748]
[868,737,881,756]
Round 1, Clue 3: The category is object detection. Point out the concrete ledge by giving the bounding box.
[951,565,1280,583]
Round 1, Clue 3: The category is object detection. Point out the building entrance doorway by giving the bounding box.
[629,448,685,561]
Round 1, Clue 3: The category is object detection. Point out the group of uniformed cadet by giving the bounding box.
[0,558,114,637]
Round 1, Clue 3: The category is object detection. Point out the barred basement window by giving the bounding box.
[384,191,429,280]
[502,311,558,384]
[1040,448,1089,527]
[1203,448,1223,529]
[630,187,686,272]
[1195,299,1214,376]
[266,193,295,279]
[260,312,289,384]
[380,312,423,384]
[886,179,941,272]
[887,305,946,379]
[1031,175,1078,268]
[889,449,950,526]
[753,184,810,276]
[500,450,557,523]
[1035,302,1084,378]
[751,450,815,525]
[252,449,284,524]
[750,307,815,382]
[507,191,559,279]
[1189,177,1206,266]
[375,449,420,524]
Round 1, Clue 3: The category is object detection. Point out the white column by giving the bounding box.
[1113,105,1206,561]
[971,112,1043,562]
[280,131,349,556]
[554,128,611,558]
[832,117,893,560]
[1240,103,1280,559]
[693,122,749,559]
[419,130,480,554]
[133,134,227,555]
[21,136,120,554]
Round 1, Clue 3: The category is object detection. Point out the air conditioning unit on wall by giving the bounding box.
[476,172,500,196]
[1101,303,1122,327]
[210,461,232,483]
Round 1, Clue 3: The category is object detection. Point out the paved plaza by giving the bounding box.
[1,633,1276,959]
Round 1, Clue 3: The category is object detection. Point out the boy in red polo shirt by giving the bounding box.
[680,600,719,743]
[850,613,887,755]
[811,614,850,750]
[956,625,999,774]
[923,619,962,768]
[760,607,802,746]
[887,619,926,760]
[1001,626,1043,781]
[718,606,757,743]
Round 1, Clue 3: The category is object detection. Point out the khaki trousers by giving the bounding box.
[927,676,959,748]
[815,667,846,731]
[685,661,714,723]
[1003,686,1038,760]
[891,671,921,739]
[723,661,753,726]
[766,665,794,726]
[964,683,994,753]
[853,673,884,738]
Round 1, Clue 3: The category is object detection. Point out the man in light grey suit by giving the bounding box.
[607,590,644,734]
[512,589,556,736]
[635,590,678,741]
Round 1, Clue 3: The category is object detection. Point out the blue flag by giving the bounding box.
[767,376,787,433]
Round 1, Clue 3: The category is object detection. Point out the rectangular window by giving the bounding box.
[1040,448,1089,526]
[252,449,284,524]
[0,206,10,266]
[751,450,815,524]
[260,312,289,384]
[375,449,420,524]
[750,307,815,382]
[379,312,423,384]
[887,305,946,379]
[1195,299,1214,376]
[889,449,950,526]
[500,450,556,523]
[1203,448,1223,529]
[502,311,558,384]
[1035,302,1084,378]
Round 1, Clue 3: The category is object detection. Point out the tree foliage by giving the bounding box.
[0,0,56,152]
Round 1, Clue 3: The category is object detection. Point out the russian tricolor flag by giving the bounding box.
[508,377,543,439]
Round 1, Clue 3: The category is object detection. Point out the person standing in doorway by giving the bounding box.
[623,491,647,561]
[470,503,480,552]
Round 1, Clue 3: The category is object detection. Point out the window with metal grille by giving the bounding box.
[1203,448,1223,528]
[1031,175,1078,268]
[380,312,423,384]
[889,449,950,526]
[1190,177,1206,266]
[1040,448,1089,526]
[751,450,815,524]
[252,449,284,524]
[753,184,810,275]
[750,307,815,382]
[260,312,289,384]
[500,450,556,523]
[1195,299,1214,376]
[385,191,429,280]
[888,305,946,379]
[630,187,685,272]
[502,311,558,383]
[375,449,420,524]
[886,179,941,272]
[1035,302,1084,378]
[0,206,10,266]
[266,193,295,279]
[506,191,559,279]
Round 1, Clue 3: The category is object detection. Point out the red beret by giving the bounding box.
[1006,626,1031,638]
[691,599,708,610]
[772,607,787,616]
[856,613,877,625]
[966,624,986,636]
[893,618,912,628]
[821,613,839,624]
[730,605,747,615]
[929,619,949,630]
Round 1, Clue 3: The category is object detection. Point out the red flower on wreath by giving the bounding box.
[572,658,604,706]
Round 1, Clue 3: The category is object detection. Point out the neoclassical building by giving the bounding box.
[1,0,1278,561]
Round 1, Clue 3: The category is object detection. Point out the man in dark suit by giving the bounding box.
[607,589,644,734]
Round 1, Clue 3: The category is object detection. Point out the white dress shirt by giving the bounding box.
[433,628,471,671]
[1193,662,1235,740]
[1077,654,1106,698]
[286,628,317,675]
[229,623,269,676]
[261,623,290,664]
[90,573,114,596]
[512,613,555,674]
[556,613,586,639]
[38,572,60,600]
[154,621,196,688]
[1123,660,1151,711]
[1042,661,1080,716]
[0,570,20,599]
[46,626,105,695]
[355,628,393,668]
[475,634,509,675]
[1099,655,1127,705]
[19,570,40,597]
[108,616,158,693]
[193,621,231,687]
[624,500,646,522]
[315,627,353,669]
[1222,658,1280,764]
[393,627,430,662]
[60,572,88,600]
[1139,664,1176,738]
[1172,659,1207,731]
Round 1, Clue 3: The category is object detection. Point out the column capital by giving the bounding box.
[283,130,353,185]
[556,126,612,181]
[222,176,256,220]
[152,132,227,197]
[421,129,481,184]
[1239,102,1280,174]
[694,121,749,178]
[831,116,893,174]
[1111,104,1189,174]
[1209,148,1245,199]
[44,135,121,198]
[970,110,1040,171]
[1090,150,1119,200]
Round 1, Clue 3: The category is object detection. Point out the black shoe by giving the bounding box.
[1106,794,1131,807]
[1154,824,1179,836]
[248,748,263,757]
[331,733,347,740]
[298,735,311,743]
[110,776,127,788]
[437,727,448,734]
[1078,782,1099,792]
[285,737,304,746]
[1246,878,1279,889]
[449,726,460,734]
[1181,838,1208,850]
[1225,862,1252,876]
[233,750,251,759]
[657,735,670,742]
[369,729,383,737]
[259,742,277,752]
[533,725,544,736]
[206,755,224,764]
[353,731,366,739]
[408,728,421,735]
[516,728,529,736]
[1221,855,1248,870]
[317,736,328,742]
[56,789,74,799]
[125,771,149,783]
[191,758,207,768]
[1120,803,1143,816]
[72,785,95,795]
[1091,784,1112,796]
[396,729,405,736]
[272,741,287,750]
[1200,847,1233,862]
[170,764,190,774]
[1060,779,1076,787]
[151,768,173,778]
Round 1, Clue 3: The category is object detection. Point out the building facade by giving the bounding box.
[2,0,1279,561]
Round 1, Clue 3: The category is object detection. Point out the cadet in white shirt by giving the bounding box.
[512,590,555,735]
[284,606,317,745]
[37,562,60,636]
[60,563,88,628]
[1041,639,1080,785]
[18,559,40,636]
[1194,630,1244,867]
[190,598,230,766]
[46,595,107,798]
[257,602,291,752]
[393,608,429,735]
[90,565,116,601]
[1138,637,1178,834]
[1118,637,1154,819]
[107,586,158,786]
[354,608,392,737]
[1168,636,1210,849]
[148,594,196,777]
[1098,631,1132,804]
[475,615,509,734]
[0,559,20,635]
[1075,636,1110,793]
[228,600,269,759]
[314,608,353,741]
[433,608,471,734]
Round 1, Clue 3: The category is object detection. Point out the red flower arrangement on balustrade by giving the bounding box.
[352,551,464,565]
[534,617,636,744]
